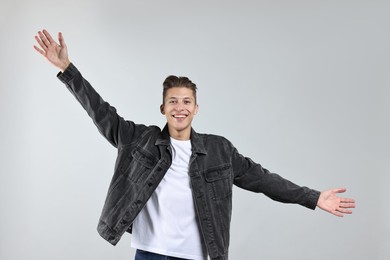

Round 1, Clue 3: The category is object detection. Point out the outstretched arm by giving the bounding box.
[317,188,356,217]
[34,29,71,72]
[33,29,147,148]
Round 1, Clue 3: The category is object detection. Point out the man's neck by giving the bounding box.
[168,128,191,141]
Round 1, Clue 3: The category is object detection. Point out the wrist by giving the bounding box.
[60,60,71,72]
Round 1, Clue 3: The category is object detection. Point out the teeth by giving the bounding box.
[174,115,186,118]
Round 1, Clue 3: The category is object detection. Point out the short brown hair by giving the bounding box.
[162,75,197,104]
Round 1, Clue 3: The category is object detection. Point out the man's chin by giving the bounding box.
[168,123,191,132]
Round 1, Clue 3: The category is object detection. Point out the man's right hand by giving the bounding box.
[34,29,71,72]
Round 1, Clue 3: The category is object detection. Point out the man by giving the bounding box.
[34,29,355,260]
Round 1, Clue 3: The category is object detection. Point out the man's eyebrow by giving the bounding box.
[167,96,193,100]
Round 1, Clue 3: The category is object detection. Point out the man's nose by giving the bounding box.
[175,102,184,111]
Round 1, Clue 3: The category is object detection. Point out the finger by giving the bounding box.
[35,35,47,51]
[340,198,355,203]
[43,29,57,45]
[333,188,347,194]
[332,210,344,217]
[340,198,356,208]
[336,208,353,214]
[33,45,45,56]
[340,202,356,209]
[38,31,50,48]
[58,32,66,48]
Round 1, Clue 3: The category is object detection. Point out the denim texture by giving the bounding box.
[58,64,321,260]
[135,249,189,260]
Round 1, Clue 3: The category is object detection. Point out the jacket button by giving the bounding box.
[148,182,153,187]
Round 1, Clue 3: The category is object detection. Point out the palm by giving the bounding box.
[46,43,68,67]
[317,188,355,217]
[34,30,70,71]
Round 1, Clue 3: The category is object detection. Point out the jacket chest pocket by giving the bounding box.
[203,164,233,200]
[121,147,158,183]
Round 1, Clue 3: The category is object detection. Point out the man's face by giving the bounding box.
[160,87,198,140]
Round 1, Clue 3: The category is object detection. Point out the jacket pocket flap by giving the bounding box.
[132,148,157,168]
[204,164,232,182]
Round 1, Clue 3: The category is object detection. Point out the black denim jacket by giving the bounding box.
[58,64,320,260]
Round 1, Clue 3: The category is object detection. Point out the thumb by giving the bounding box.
[58,32,67,48]
[333,187,347,194]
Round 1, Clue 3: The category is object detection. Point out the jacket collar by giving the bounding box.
[155,124,207,155]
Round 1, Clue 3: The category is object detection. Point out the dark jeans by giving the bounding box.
[135,249,191,260]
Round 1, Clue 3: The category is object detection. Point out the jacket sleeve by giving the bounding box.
[231,147,320,210]
[57,63,147,148]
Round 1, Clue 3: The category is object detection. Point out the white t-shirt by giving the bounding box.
[131,138,207,260]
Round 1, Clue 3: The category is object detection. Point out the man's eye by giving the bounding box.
[169,100,176,104]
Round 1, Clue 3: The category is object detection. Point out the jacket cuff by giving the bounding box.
[57,63,79,83]
[306,189,321,210]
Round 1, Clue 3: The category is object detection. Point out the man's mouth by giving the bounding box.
[172,114,188,120]
[173,115,187,118]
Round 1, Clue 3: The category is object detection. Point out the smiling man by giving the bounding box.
[34,30,355,260]
[160,77,199,141]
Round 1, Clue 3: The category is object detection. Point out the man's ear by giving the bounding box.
[194,104,199,115]
[160,104,165,115]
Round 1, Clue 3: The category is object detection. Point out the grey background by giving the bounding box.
[1,0,389,259]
